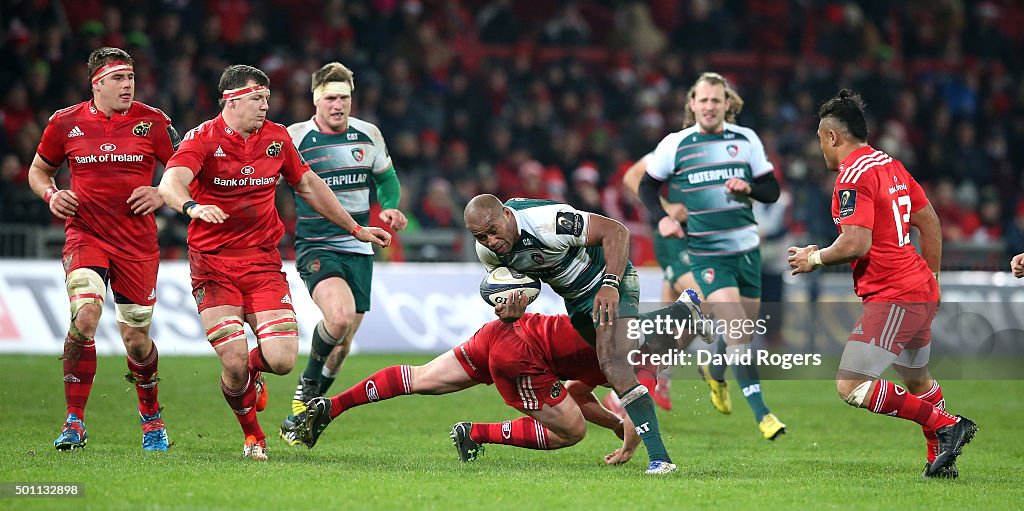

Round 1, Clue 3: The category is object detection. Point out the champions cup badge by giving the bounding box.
[266,141,283,157]
[132,121,153,136]
[309,259,321,273]
[351,148,364,162]
[531,252,545,264]
[194,287,206,306]
[727,144,739,157]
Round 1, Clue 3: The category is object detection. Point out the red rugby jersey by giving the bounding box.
[831,145,934,300]
[36,101,176,259]
[166,115,308,253]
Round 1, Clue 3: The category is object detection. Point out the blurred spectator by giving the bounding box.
[0,1,1021,268]
[416,178,460,228]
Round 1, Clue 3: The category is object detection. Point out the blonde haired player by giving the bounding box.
[278,62,407,445]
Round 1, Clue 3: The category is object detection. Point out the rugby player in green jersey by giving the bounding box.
[279,63,407,445]
[639,72,786,440]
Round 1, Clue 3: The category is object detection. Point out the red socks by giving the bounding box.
[222,377,263,440]
[63,334,96,419]
[329,365,412,418]
[470,416,550,450]
[916,381,945,462]
[247,346,270,374]
[127,343,160,416]
[869,380,956,431]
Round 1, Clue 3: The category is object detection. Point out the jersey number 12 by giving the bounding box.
[891,195,911,247]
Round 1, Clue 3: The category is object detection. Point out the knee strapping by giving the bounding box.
[256,313,298,343]
[843,380,873,407]
[617,384,649,407]
[207,317,245,348]
[316,320,343,346]
[66,268,105,319]
[115,303,154,327]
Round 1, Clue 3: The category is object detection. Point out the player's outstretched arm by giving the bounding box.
[565,380,639,464]
[28,154,78,220]
[788,224,871,275]
[294,170,391,247]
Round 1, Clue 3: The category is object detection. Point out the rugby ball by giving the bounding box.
[479,267,541,306]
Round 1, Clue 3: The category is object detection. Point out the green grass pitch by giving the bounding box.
[0,354,1021,510]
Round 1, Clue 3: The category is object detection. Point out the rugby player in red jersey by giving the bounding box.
[158,64,390,460]
[299,291,640,465]
[789,89,977,478]
[28,47,178,452]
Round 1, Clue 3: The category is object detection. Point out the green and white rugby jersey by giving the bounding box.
[287,117,392,258]
[475,199,608,301]
[647,122,773,256]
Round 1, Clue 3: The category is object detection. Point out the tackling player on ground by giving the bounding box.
[29,47,178,452]
[789,89,977,478]
[298,291,640,465]
[158,64,391,460]
[463,195,714,475]
[640,72,786,440]
[278,62,407,446]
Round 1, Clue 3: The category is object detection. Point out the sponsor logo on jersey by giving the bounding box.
[194,287,206,306]
[701,268,715,285]
[281,294,292,304]
[68,126,85,138]
[549,381,563,399]
[726,144,739,157]
[347,133,358,140]
[365,380,380,402]
[501,420,512,439]
[888,183,907,195]
[147,288,156,301]
[213,176,278,187]
[687,167,746,184]
[132,121,153,136]
[351,148,364,162]
[851,324,863,335]
[838,189,857,218]
[214,146,226,157]
[266,141,283,157]
[555,212,584,236]
[240,165,255,175]
[531,252,545,264]
[308,259,321,273]
[100,143,116,152]
[322,173,368,187]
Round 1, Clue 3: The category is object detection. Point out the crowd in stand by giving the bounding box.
[2,0,1022,264]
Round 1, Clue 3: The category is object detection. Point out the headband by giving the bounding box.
[91,61,134,84]
[222,84,270,101]
[313,81,353,104]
